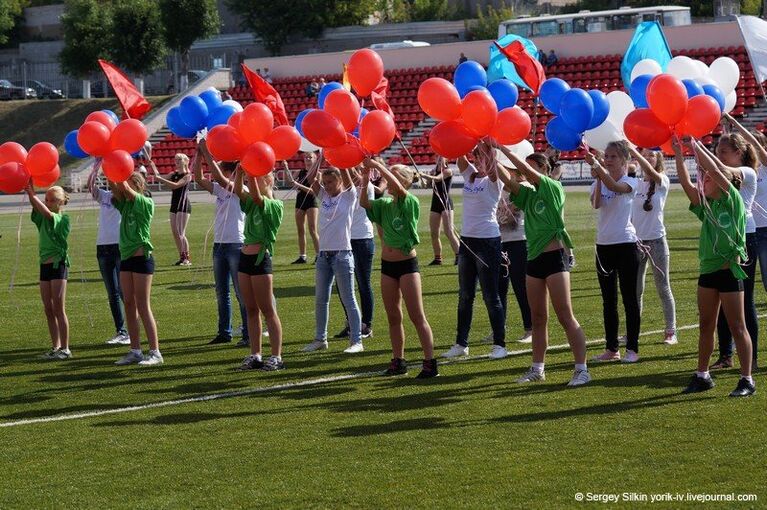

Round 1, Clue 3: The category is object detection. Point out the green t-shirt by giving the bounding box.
[366,193,420,254]
[689,183,747,279]
[114,194,155,260]
[240,196,283,263]
[510,175,574,260]
[31,210,70,267]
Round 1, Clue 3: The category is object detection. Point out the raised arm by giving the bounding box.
[586,152,633,194]
[199,140,229,190]
[87,160,103,201]
[725,112,767,166]
[25,182,54,219]
[672,136,701,206]
[364,157,407,197]
[360,167,373,210]
[247,168,265,207]
[494,142,543,185]
[233,166,248,202]
[340,165,354,191]
[628,146,663,184]
[148,159,190,190]
[692,139,732,194]
[192,146,213,193]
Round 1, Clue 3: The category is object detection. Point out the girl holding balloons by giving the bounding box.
[150,153,193,266]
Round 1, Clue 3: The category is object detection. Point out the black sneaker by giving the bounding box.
[383,358,408,376]
[454,256,459,266]
[333,327,350,339]
[173,259,184,266]
[237,355,264,370]
[428,258,442,266]
[710,356,733,369]
[260,356,285,372]
[235,338,250,347]
[416,359,439,379]
[681,374,715,394]
[361,325,373,339]
[291,256,307,264]
[208,335,232,345]
[729,378,756,397]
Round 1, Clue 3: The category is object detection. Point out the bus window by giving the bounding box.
[642,13,658,22]
[663,11,692,27]
[573,18,587,33]
[533,20,558,37]
[587,16,607,33]
[559,21,573,34]
[609,14,635,30]
[506,22,531,38]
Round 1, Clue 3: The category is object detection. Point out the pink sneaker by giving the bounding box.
[663,331,678,345]
[592,349,621,362]
[621,349,640,363]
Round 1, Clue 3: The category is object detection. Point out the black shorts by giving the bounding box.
[381,257,419,280]
[170,204,191,214]
[120,255,155,275]
[430,194,453,214]
[295,192,318,211]
[40,261,68,281]
[698,269,744,293]
[526,248,569,280]
[239,252,272,276]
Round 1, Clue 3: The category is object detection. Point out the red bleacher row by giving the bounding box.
[147,46,762,176]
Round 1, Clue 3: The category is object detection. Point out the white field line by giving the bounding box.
[0,320,743,429]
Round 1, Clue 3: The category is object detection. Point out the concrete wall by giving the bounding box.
[22,5,65,39]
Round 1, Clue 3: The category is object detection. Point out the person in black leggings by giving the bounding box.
[151,152,192,266]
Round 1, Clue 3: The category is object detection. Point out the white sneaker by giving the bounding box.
[567,369,591,387]
[138,350,164,366]
[115,351,144,365]
[488,345,508,359]
[516,368,545,383]
[618,335,627,346]
[479,333,494,344]
[441,344,469,358]
[263,326,270,338]
[664,332,678,345]
[343,342,364,354]
[621,349,640,363]
[53,349,72,360]
[41,348,59,360]
[233,326,243,337]
[517,330,533,344]
[302,339,329,352]
[106,333,131,345]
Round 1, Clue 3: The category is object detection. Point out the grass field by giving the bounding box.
[0,190,764,509]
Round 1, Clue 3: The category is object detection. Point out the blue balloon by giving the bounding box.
[629,74,652,108]
[464,85,489,98]
[64,130,88,159]
[488,79,519,111]
[199,90,223,113]
[539,78,570,114]
[560,89,594,133]
[101,110,120,125]
[294,108,315,137]
[682,79,704,99]
[703,84,725,113]
[545,116,582,151]
[179,96,208,130]
[318,82,344,109]
[454,61,487,98]
[358,108,369,122]
[167,106,199,138]
[587,89,609,130]
[206,105,237,130]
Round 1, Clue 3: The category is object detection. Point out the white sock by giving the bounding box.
[575,363,587,372]
[61,348,71,354]
[272,355,281,361]
[696,371,711,380]
[532,362,544,373]
[742,375,754,385]
[149,349,161,356]
[131,348,142,356]
[251,353,262,361]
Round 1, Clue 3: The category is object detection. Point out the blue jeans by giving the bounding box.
[717,232,758,361]
[338,238,375,327]
[456,236,506,347]
[213,243,249,341]
[96,244,126,335]
[316,250,361,344]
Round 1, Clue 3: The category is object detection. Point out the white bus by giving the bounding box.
[498,5,691,39]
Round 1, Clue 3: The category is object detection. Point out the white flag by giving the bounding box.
[737,15,767,84]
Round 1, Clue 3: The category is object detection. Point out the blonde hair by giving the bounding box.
[390,164,416,189]
[175,153,190,171]
[47,186,69,205]
[127,171,147,194]
[717,133,758,170]
[606,140,630,162]
[321,167,342,178]
[643,150,665,174]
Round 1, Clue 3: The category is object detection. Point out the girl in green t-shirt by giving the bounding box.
[493,142,590,387]
[673,137,754,397]
[360,158,438,379]
[27,184,72,361]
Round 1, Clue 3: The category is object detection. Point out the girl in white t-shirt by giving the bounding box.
[629,146,677,346]
[586,140,642,363]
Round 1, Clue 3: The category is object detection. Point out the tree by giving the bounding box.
[110,0,167,79]
[0,0,29,46]
[59,0,113,78]
[376,0,462,23]
[466,2,514,41]
[159,0,220,91]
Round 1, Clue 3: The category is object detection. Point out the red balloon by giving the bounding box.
[239,103,274,144]
[32,165,60,188]
[623,109,673,148]
[347,48,384,97]
[85,111,117,132]
[462,89,498,137]
[429,120,479,159]
[324,134,366,168]
[646,74,688,126]
[102,150,135,183]
[228,111,243,131]
[302,110,347,148]
[0,142,28,166]
[241,142,276,177]
[0,162,30,194]
[324,89,361,132]
[78,121,112,157]
[491,107,532,145]
[660,139,675,157]
[207,125,246,162]
[675,95,721,138]
[110,119,147,153]
[359,110,396,154]
[418,78,461,121]
[265,125,301,160]
[26,142,59,177]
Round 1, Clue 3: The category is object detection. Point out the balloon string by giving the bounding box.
[74,181,95,328]
[8,192,27,292]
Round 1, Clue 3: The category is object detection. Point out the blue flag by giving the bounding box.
[621,21,672,89]
[488,34,539,90]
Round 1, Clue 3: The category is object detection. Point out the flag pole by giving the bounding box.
[736,16,767,104]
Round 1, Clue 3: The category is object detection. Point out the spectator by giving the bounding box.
[458,52,468,64]
[263,67,273,84]
[306,78,319,98]
[547,50,558,67]
[538,49,547,65]
[256,68,263,78]
[222,90,233,101]
[319,77,326,89]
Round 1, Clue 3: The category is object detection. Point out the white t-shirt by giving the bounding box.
[592,175,638,245]
[631,174,669,241]
[350,183,374,240]
[319,186,357,251]
[93,188,121,246]
[753,164,767,229]
[737,166,757,234]
[212,182,245,244]
[499,203,525,243]
[461,164,502,238]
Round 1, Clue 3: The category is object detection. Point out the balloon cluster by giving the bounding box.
[418,60,531,159]
[167,88,243,138]
[0,141,61,193]
[69,110,149,182]
[294,49,396,168]
[540,78,609,151]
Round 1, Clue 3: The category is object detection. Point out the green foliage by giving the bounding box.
[741,0,761,15]
[466,1,514,41]
[59,0,113,77]
[0,0,29,45]
[159,0,220,54]
[378,0,462,22]
[110,0,167,75]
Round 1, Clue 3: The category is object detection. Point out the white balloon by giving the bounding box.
[606,91,634,125]
[709,57,740,95]
[585,119,623,151]
[300,137,320,153]
[223,99,243,112]
[207,86,220,95]
[694,59,710,79]
[630,59,662,83]
[724,90,737,113]
[666,56,701,80]
[496,139,534,167]
[695,76,718,87]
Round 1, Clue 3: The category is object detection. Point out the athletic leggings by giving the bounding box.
[717,232,758,362]
[636,236,676,333]
[596,242,642,353]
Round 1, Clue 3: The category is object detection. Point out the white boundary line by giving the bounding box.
[0,320,741,429]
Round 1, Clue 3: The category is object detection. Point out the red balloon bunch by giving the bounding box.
[0,141,60,193]
[207,102,301,177]
[75,112,149,182]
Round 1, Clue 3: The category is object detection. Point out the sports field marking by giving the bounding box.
[0,319,744,429]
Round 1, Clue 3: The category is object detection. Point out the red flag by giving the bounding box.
[97,59,151,119]
[371,76,393,119]
[242,64,289,126]
[494,40,546,96]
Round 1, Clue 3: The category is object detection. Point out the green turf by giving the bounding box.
[0,191,764,509]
